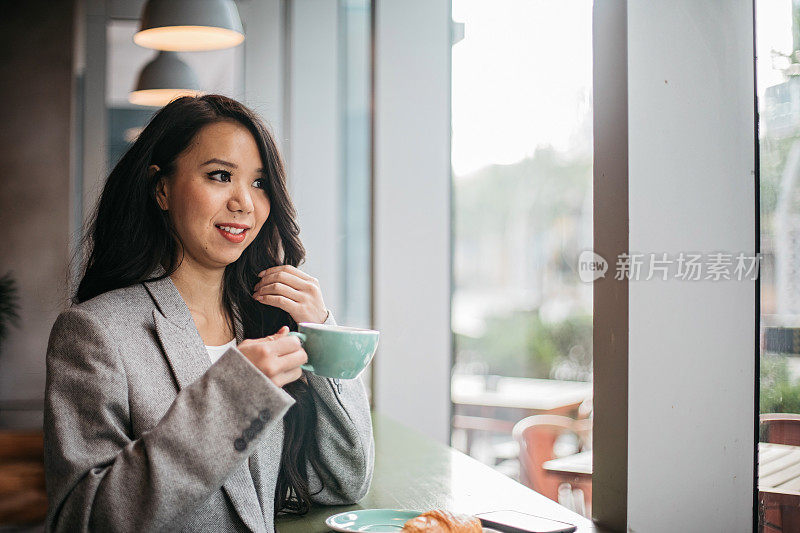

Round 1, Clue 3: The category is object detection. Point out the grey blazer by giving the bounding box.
[43,272,374,532]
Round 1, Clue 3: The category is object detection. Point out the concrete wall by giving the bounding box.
[0,1,76,428]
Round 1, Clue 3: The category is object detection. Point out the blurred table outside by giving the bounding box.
[543,451,592,482]
[451,375,592,414]
[760,442,800,492]
[760,442,800,531]
[541,443,800,508]
[544,443,800,484]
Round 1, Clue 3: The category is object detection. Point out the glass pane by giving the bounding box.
[757,1,800,530]
[450,0,593,518]
[339,0,373,401]
[340,0,372,330]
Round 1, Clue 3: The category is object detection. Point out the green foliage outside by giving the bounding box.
[452,145,592,382]
[455,310,592,382]
[758,94,800,421]
[761,353,800,415]
[455,147,590,233]
[759,135,795,231]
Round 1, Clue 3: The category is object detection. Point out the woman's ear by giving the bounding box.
[150,165,168,210]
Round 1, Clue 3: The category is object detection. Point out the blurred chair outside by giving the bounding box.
[450,375,591,481]
[513,409,592,518]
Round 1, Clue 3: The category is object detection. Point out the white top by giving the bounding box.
[205,338,237,364]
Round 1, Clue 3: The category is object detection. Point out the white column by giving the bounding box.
[626,1,756,530]
[373,0,452,443]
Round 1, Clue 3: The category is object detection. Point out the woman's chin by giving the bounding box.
[208,252,245,269]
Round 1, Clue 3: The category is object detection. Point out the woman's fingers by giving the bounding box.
[258,264,318,284]
[281,264,316,282]
[267,335,302,357]
[253,294,299,314]
[254,269,314,293]
[271,366,304,387]
[254,281,304,302]
[260,348,307,382]
[263,325,289,340]
[252,267,327,325]
[276,348,308,369]
[237,334,307,387]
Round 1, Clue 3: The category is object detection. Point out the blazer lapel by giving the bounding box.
[144,272,267,533]
[151,311,208,388]
[144,272,210,390]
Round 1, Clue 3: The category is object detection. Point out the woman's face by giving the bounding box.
[155,120,270,270]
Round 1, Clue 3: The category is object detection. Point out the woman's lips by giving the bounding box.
[216,226,247,243]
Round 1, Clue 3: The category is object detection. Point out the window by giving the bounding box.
[757,1,800,530]
[450,0,593,517]
[339,0,374,399]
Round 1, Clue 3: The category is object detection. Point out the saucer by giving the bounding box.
[325,509,421,532]
[324,509,502,532]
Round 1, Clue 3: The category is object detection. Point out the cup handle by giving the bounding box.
[287,332,314,372]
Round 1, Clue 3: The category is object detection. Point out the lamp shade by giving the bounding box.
[129,51,202,107]
[134,0,244,52]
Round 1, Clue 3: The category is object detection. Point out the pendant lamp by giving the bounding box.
[129,51,202,107]
[134,0,244,52]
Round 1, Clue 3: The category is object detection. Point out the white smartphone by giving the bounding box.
[475,510,578,533]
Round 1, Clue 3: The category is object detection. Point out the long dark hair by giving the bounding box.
[74,94,322,516]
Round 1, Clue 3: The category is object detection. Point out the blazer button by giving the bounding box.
[243,427,256,441]
[234,438,247,452]
[258,409,270,422]
[250,418,264,432]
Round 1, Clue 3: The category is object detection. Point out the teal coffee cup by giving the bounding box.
[288,323,379,379]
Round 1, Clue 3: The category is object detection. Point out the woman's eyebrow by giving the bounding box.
[200,158,266,173]
[201,158,237,168]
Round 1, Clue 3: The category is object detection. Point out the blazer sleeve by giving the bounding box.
[43,306,295,533]
[303,311,375,504]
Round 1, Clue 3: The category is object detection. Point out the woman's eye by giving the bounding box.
[207,170,231,182]
[253,178,268,189]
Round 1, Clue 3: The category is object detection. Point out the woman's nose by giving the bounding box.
[227,183,254,213]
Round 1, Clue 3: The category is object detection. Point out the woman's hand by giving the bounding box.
[252,265,328,324]
[237,326,307,387]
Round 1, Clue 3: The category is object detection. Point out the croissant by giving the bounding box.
[401,509,483,532]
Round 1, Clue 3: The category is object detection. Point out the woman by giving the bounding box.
[43,94,374,532]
